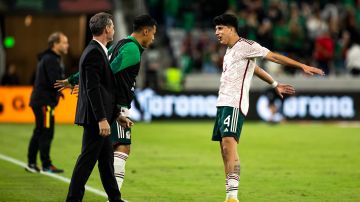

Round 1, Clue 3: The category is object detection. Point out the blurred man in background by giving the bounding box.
[1,63,19,85]
[26,32,68,173]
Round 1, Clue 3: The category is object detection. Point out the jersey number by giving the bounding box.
[224,115,231,127]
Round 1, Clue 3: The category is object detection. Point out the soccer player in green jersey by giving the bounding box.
[55,15,157,191]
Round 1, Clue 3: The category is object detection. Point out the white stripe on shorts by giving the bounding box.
[231,108,239,132]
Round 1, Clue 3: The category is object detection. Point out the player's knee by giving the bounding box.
[115,144,130,155]
[221,138,236,157]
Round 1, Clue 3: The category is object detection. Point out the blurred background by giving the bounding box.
[0,0,359,122]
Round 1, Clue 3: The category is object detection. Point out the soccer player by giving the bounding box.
[212,14,324,202]
[55,15,157,191]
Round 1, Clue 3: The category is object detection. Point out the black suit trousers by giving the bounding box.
[66,123,122,202]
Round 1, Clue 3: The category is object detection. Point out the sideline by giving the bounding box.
[0,153,107,198]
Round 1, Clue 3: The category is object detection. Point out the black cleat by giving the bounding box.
[25,164,41,173]
[42,165,64,173]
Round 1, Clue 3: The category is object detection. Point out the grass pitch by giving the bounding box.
[0,121,359,202]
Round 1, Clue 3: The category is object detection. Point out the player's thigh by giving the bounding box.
[219,107,245,142]
[212,107,223,141]
[111,121,132,146]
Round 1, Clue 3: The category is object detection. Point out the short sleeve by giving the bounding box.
[243,41,270,59]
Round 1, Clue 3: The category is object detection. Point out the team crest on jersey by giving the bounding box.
[126,131,131,139]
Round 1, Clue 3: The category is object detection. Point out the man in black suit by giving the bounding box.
[66,12,123,202]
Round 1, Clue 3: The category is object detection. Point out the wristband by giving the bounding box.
[271,81,278,88]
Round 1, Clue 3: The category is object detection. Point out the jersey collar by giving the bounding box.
[127,36,145,51]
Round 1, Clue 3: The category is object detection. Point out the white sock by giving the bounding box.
[114,152,128,190]
[226,173,239,200]
[225,178,229,199]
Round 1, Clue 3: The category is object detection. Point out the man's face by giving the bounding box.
[54,34,69,55]
[106,20,115,42]
[143,25,156,48]
[215,25,232,45]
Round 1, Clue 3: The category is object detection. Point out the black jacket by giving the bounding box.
[75,40,118,125]
[29,49,64,107]
[109,38,143,109]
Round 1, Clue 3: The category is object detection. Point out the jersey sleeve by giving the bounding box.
[243,41,270,59]
[110,42,141,74]
[67,72,79,86]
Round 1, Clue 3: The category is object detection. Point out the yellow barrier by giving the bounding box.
[0,86,77,123]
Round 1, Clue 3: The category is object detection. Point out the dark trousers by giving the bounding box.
[27,106,54,168]
[66,124,123,202]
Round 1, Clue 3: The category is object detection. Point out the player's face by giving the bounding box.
[55,34,69,55]
[215,25,232,45]
[143,25,156,48]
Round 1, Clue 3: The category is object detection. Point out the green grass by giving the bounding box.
[0,121,359,202]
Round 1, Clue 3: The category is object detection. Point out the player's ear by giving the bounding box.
[143,28,148,36]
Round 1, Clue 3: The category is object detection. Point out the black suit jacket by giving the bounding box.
[75,40,117,125]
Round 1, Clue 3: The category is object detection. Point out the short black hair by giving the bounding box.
[133,14,157,32]
[89,12,113,36]
[213,14,238,30]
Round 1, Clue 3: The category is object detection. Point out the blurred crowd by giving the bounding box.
[2,0,360,91]
[141,0,360,91]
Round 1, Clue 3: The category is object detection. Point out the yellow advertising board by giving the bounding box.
[0,86,77,123]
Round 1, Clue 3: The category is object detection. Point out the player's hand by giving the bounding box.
[98,119,111,137]
[71,85,79,95]
[117,115,134,128]
[275,83,295,99]
[59,92,65,99]
[300,64,325,76]
[54,79,71,92]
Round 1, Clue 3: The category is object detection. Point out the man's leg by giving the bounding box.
[39,106,54,168]
[111,121,131,191]
[66,125,105,202]
[114,145,129,190]
[221,137,240,201]
[26,106,43,172]
[98,136,122,202]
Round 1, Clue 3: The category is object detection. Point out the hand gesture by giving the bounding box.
[71,85,79,95]
[98,119,111,137]
[117,115,134,128]
[275,83,295,99]
[301,64,325,76]
[54,79,71,91]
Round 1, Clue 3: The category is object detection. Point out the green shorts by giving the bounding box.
[212,106,245,142]
[111,121,131,145]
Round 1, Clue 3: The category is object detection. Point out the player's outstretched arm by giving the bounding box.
[54,79,79,95]
[254,65,275,85]
[254,66,295,99]
[265,51,325,76]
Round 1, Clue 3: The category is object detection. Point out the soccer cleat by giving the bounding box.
[42,165,64,173]
[25,164,41,173]
[224,199,239,202]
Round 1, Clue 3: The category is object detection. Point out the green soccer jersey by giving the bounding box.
[67,36,144,108]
